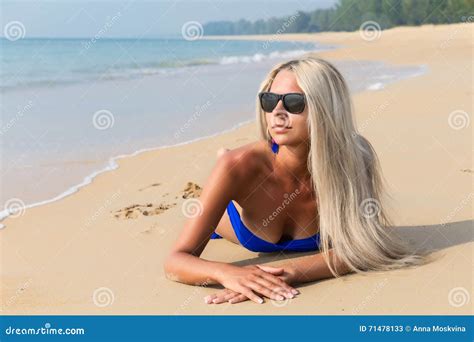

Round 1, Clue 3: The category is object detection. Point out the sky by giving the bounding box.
[1,0,337,38]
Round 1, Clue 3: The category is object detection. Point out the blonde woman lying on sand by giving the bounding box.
[164,56,429,305]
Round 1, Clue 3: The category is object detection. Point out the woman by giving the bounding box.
[164,56,429,305]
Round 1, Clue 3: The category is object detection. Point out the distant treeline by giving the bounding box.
[203,0,473,35]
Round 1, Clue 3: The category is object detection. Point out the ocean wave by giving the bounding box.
[219,49,311,65]
[0,119,255,228]
[1,49,313,91]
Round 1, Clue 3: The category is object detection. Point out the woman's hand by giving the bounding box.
[205,264,298,304]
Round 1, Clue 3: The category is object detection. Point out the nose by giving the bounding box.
[273,98,285,112]
[270,103,291,127]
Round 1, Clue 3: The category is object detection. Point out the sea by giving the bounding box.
[0,37,427,222]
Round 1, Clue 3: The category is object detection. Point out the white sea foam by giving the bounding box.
[0,118,255,226]
[366,82,385,90]
[219,49,312,65]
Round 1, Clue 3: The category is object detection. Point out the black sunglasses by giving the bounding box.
[258,92,306,114]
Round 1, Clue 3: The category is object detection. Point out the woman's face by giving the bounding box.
[266,70,309,147]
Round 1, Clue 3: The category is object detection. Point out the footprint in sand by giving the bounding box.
[182,181,202,199]
[460,169,473,174]
[112,202,176,220]
[114,181,201,219]
[138,183,161,192]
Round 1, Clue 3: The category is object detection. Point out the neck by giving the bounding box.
[273,141,311,185]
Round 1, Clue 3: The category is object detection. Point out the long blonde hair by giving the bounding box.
[256,56,431,277]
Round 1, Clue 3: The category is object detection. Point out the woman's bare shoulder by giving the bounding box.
[216,140,271,178]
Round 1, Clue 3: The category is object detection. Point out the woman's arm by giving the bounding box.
[206,249,351,304]
[163,153,237,285]
[163,151,298,303]
[279,248,352,284]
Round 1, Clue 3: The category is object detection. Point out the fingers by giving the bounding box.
[205,288,259,305]
[204,293,218,304]
[259,272,299,298]
[229,294,248,304]
[256,264,284,275]
[243,278,290,301]
[237,286,264,304]
[255,265,299,295]
[251,275,293,299]
[211,290,239,304]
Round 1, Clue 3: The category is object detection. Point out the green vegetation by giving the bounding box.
[203,0,473,35]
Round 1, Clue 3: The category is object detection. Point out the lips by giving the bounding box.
[273,126,291,133]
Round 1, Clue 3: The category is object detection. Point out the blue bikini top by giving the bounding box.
[210,140,321,253]
[225,200,320,253]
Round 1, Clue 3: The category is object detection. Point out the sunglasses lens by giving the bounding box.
[260,93,278,112]
[284,94,305,113]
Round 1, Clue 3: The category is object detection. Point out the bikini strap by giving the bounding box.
[271,140,279,154]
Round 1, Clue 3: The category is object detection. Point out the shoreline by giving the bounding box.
[0,46,429,226]
[1,23,472,315]
[0,118,255,228]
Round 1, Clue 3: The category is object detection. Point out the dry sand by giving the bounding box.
[1,23,472,315]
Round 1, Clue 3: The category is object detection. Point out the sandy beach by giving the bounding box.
[0,23,472,315]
